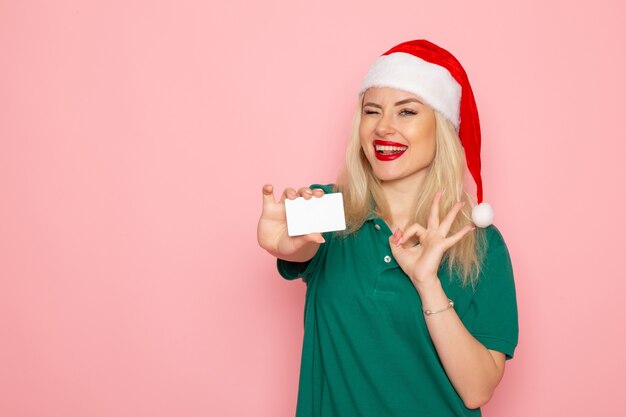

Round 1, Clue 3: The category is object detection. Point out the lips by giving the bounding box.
[373,139,408,161]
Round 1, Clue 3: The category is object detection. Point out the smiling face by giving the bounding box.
[359,87,437,185]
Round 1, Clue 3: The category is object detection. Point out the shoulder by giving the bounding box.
[478,224,514,282]
[483,224,509,252]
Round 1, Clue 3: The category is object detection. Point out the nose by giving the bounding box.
[374,112,396,137]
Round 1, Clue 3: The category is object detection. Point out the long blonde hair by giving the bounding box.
[335,98,487,287]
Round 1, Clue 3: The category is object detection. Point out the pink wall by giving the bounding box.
[1,0,624,416]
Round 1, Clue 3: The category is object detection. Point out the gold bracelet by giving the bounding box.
[423,299,454,316]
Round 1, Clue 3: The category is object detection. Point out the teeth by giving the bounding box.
[375,145,408,151]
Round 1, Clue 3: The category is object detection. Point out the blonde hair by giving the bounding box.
[334,98,487,287]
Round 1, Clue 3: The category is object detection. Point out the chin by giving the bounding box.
[371,169,402,182]
[371,164,431,184]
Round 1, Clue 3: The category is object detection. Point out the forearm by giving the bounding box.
[271,240,321,263]
[413,278,504,409]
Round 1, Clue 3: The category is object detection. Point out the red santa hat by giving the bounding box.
[358,39,494,228]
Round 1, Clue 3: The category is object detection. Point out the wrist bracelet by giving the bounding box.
[423,299,454,316]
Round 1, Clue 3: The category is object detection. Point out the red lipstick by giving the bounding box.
[373,139,408,161]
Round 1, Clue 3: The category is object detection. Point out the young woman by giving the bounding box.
[257,39,518,417]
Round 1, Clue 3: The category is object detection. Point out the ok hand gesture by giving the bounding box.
[388,190,475,287]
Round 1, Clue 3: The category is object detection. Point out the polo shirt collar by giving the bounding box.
[366,194,377,221]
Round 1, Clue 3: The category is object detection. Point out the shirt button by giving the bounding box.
[374,224,381,230]
[384,255,391,263]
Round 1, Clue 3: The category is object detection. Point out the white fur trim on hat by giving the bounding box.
[359,52,462,130]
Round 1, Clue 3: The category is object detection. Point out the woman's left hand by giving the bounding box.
[389,190,475,287]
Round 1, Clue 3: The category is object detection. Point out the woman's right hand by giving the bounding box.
[257,184,326,261]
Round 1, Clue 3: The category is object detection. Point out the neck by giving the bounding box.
[380,168,430,230]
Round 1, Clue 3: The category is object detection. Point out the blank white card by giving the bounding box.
[285,192,346,237]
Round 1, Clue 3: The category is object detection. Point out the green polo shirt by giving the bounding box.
[277,183,518,417]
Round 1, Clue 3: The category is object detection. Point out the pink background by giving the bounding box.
[1,0,624,416]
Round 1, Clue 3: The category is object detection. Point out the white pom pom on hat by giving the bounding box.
[471,202,494,228]
[359,39,494,227]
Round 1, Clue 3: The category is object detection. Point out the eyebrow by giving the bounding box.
[362,98,423,108]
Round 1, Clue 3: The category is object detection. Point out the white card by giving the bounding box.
[285,192,346,237]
